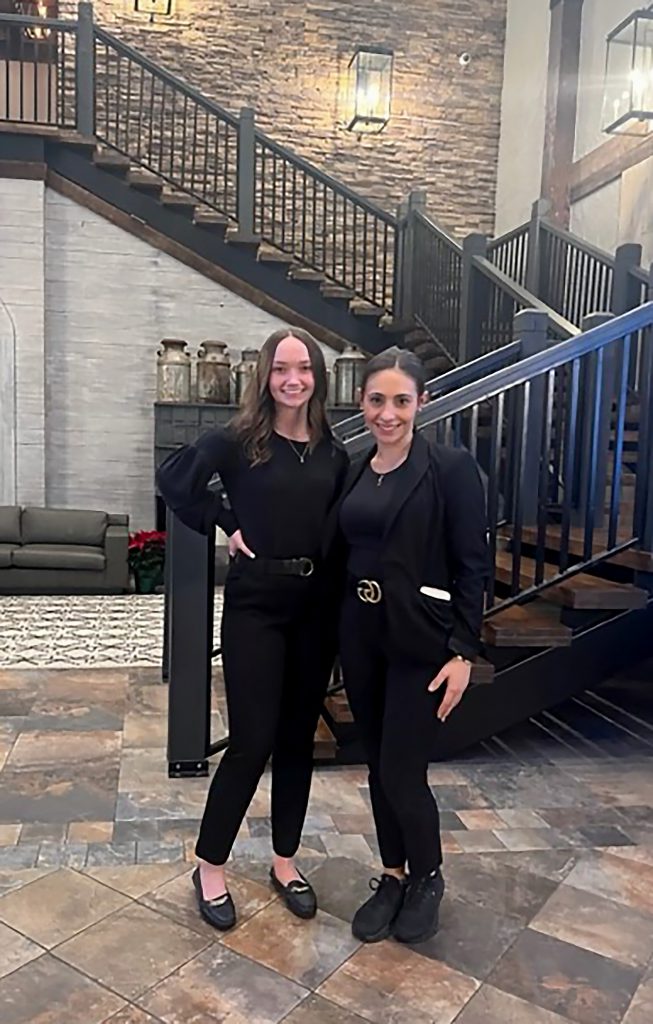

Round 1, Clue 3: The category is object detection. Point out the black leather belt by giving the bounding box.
[234,553,316,577]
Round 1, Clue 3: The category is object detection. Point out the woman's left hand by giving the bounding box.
[428,658,472,722]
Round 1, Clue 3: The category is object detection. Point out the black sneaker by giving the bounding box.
[393,869,444,944]
[352,874,406,943]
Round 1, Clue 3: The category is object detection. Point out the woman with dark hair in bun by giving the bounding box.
[336,346,488,945]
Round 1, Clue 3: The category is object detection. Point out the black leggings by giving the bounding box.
[339,593,444,878]
[195,568,334,865]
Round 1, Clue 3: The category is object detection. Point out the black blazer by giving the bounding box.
[328,432,488,666]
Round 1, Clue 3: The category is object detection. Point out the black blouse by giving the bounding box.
[156,427,349,560]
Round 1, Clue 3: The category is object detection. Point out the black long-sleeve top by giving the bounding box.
[156,427,349,559]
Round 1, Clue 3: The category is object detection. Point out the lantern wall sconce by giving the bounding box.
[134,0,174,20]
[347,46,394,134]
[604,7,653,134]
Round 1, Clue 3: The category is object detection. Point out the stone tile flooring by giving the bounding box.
[0,663,652,1023]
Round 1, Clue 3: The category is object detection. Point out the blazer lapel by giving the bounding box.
[383,432,431,540]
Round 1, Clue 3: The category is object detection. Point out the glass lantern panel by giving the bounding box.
[633,12,653,113]
[604,14,637,130]
[354,51,392,124]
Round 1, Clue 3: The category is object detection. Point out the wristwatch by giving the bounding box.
[453,653,472,666]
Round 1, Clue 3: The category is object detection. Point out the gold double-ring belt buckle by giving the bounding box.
[356,579,382,604]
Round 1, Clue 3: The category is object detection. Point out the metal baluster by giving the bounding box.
[311,177,317,268]
[261,145,267,240]
[159,81,167,176]
[201,109,209,201]
[116,51,122,150]
[170,89,177,183]
[281,159,287,250]
[331,188,337,280]
[382,222,389,310]
[292,164,297,256]
[352,205,358,295]
[581,348,605,561]
[322,180,327,272]
[180,95,188,190]
[485,392,504,610]
[559,358,581,573]
[147,72,155,168]
[220,120,226,211]
[608,334,630,551]
[301,171,307,264]
[32,34,38,123]
[342,198,348,287]
[535,370,555,586]
[511,383,528,595]
[362,210,368,301]
[136,64,144,162]
[271,151,277,246]
[372,216,378,307]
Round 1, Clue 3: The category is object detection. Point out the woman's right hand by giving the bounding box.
[228,529,256,560]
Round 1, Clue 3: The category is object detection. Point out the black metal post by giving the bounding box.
[166,510,215,778]
[235,106,259,243]
[572,312,615,529]
[634,264,653,551]
[76,2,95,137]
[459,233,488,363]
[525,198,551,297]
[514,310,549,526]
[612,243,643,315]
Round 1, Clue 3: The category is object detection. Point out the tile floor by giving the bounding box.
[0,659,652,1023]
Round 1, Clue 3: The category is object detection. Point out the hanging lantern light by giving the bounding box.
[603,7,653,134]
[133,0,174,20]
[347,46,394,134]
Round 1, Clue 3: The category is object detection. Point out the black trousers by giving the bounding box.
[340,592,444,878]
[195,567,334,865]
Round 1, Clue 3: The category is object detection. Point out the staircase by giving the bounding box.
[2,5,653,772]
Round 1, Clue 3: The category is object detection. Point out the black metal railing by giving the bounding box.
[93,28,239,219]
[253,132,398,310]
[539,221,614,325]
[488,222,529,288]
[0,11,78,127]
[345,302,653,611]
[409,211,462,361]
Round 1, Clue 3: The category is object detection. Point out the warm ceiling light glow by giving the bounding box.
[347,47,394,134]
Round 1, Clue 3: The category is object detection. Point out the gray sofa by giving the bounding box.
[0,506,130,594]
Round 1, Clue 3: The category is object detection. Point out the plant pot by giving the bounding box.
[134,567,164,594]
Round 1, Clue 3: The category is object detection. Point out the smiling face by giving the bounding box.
[361,366,427,448]
[267,335,316,411]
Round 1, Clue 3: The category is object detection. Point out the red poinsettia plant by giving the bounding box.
[128,530,166,576]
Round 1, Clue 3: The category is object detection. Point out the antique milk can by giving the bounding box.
[157,339,191,403]
[334,344,367,406]
[197,340,232,404]
[233,348,259,404]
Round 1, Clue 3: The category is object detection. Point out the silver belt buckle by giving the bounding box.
[298,557,314,577]
[356,579,382,604]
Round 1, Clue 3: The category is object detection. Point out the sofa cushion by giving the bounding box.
[12,544,106,572]
[0,543,17,568]
[21,508,108,547]
[0,507,21,544]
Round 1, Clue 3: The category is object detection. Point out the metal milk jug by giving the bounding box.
[334,344,367,406]
[157,338,191,402]
[197,340,232,404]
[234,348,259,405]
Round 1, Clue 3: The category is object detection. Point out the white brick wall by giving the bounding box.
[1,180,341,527]
[0,178,46,506]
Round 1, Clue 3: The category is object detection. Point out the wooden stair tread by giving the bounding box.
[127,169,163,191]
[512,525,653,573]
[324,694,354,723]
[0,121,60,137]
[289,267,325,282]
[161,191,197,207]
[193,209,229,225]
[483,602,572,648]
[314,717,337,758]
[257,247,295,264]
[494,551,647,609]
[93,149,131,171]
[321,285,355,300]
[351,302,385,318]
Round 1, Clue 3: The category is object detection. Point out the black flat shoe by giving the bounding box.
[192,867,236,931]
[270,868,317,919]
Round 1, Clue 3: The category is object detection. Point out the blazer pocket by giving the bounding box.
[419,585,452,603]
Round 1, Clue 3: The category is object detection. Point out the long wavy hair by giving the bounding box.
[231,327,332,465]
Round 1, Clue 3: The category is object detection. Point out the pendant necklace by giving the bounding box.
[286,438,309,464]
[376,474,385,487]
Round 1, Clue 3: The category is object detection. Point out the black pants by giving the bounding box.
[340,592,443,878]
[195,566,334,865]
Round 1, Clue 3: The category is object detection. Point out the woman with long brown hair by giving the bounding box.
[157,327,348,931]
